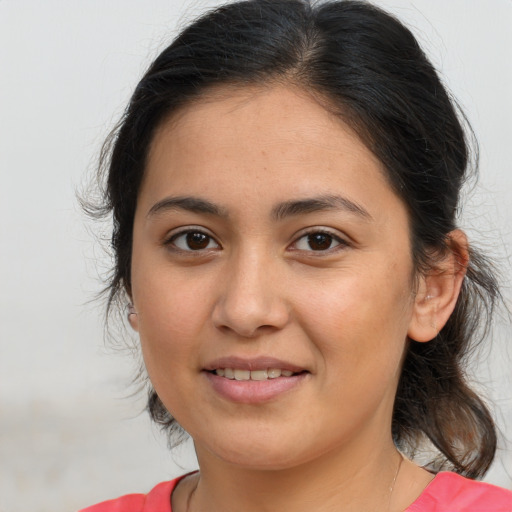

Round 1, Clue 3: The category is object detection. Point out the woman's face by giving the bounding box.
[130,85,420,469]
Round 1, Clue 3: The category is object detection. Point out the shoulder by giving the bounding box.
[407,471,512,512]
[78,478,179,512]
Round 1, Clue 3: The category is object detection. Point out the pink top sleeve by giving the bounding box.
[406,472,512,511]
[78,479,176,512]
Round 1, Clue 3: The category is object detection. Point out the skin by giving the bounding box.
[129,85,466,511]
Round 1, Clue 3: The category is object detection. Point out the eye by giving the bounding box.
[293,231,346,252]
[168,230,220,251]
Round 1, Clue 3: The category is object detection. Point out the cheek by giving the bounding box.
[134,285,207,416]
[131,264,216,380]
[295,262,414,367]
[133,250,214,328]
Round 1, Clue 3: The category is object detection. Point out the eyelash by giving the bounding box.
[165,228,221,253]
[164,228,350,254]
[292,229,349,254]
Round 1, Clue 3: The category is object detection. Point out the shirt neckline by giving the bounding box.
[167,470,453,512]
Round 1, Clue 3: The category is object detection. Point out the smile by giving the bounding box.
[204,359,309,403]
[214,368,295,380]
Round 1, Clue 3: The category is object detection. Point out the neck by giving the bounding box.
[187,439,402,512]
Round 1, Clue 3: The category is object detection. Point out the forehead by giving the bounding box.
[141,84,403,222]
[154,84,372,155]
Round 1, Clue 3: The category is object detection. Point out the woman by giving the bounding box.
[80,0,511,510]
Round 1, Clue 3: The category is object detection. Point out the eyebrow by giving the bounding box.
[146,194,372,221]
[147,196,228,218]
[271,195,372,221]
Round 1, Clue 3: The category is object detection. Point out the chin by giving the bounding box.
[219,449,304,471]
[196,430,318,472]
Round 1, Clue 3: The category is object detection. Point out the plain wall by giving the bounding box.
[0,1,510,511]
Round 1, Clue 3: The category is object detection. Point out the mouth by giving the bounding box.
[210,368,303,381]
[203,358,309,403]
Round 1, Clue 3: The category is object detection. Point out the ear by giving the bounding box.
[407,230,468,342]
[127,303,139,331]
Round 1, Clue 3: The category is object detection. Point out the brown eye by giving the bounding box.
[307,233,334,251]
[186,232,210,250]
[170,230,219,251]
[294,231,345,252]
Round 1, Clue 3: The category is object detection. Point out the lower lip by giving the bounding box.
[204,372,308,404]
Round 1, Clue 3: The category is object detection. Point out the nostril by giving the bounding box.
[212,280,290,337]
[214,322,280,339]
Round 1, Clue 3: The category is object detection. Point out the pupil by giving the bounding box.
[308,233,332,251]
[186,232,209,250]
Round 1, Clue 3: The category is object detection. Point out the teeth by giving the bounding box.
[234,369,250,380]
[268,368,282,379]
[250,370,268,381]
[214,368,297,380]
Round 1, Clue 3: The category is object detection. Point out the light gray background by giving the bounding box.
[0,1,510,511]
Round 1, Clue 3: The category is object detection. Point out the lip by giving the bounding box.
[203,356,306,373]
[204,371,308,404]
[203,356,309,404]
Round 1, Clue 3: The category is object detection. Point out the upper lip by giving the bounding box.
[203,356,306,373]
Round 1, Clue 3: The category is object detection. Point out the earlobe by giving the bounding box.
[407,230,468,343]
[127,303,139,331]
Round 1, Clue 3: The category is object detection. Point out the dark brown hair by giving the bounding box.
[89,0,502,478]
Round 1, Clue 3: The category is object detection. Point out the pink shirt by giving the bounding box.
[79,472,512,511]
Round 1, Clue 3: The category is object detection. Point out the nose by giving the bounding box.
[212,249,290,338]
